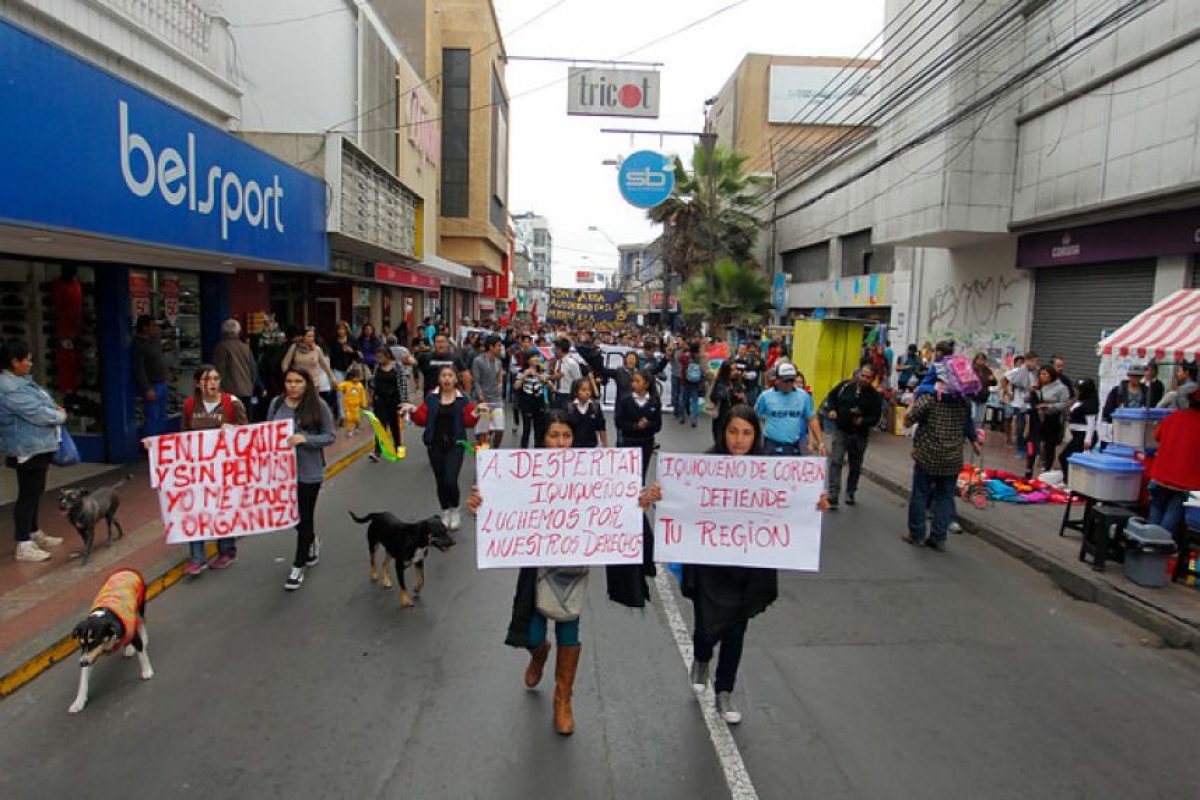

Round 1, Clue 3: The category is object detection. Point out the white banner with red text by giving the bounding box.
[655,453,825,570]
[147,420,299,544]
[475,448,644,568]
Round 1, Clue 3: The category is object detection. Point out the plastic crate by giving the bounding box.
[1112,407,1171,451]
[1066,453,1144,502]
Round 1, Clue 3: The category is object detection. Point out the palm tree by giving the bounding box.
[647,141,771,326]
[679,258,771,330]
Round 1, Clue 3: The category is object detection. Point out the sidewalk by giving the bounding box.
[0,428,373,693]
[859,429,1200,652]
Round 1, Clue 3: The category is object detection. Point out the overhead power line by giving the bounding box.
[769,0,1163,233]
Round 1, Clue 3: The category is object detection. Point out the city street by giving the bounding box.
[0,421,1197,800]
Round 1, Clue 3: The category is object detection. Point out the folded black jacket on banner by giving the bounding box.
[505,515,655,649]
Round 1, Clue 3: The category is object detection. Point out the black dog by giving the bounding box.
[349,511,455,608]
[59,474,132,564]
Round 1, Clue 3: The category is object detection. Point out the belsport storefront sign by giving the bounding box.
[0,20,328,271]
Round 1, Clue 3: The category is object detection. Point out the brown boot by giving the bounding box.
[553,644,581,735]
[524,641,551,688]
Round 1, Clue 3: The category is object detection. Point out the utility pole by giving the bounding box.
[700,130,718,333]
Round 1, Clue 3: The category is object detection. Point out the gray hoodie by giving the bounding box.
[268,397,335,484]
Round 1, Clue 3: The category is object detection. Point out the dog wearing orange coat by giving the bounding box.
[68,568,152,713]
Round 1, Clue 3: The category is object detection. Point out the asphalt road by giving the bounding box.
[1,416,1198,799]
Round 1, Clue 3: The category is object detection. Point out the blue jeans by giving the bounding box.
[1148,483,1187,535]
[680,382,701,425]
[143,381,169,437]
[189,537,236,565]
[907,463,957,544]
[528,611,580,647]
[1014,409,1029,453]
[671,376,682,419]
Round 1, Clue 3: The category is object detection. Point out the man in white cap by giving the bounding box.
[754,361,825,456]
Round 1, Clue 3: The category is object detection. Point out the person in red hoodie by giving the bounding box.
[1149,387,1200,553]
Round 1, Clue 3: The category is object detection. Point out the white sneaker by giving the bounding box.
[716,691,742,725]
[15,541,51,562]
[440,509,451,528]
[449,508,462,531]
[284,566,304,591]
[31,530,63,549]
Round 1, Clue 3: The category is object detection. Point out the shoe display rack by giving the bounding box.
[161,275,202,418]
[0,262,103,436]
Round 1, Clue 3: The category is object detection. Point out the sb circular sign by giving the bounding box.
[617,150,675,209]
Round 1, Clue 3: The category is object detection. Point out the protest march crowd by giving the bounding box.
[1,310,1197,733]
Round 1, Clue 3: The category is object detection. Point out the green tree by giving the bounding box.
[679,258,771,330]
[647,141,770,326]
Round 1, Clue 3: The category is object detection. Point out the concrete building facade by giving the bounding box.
[770,0,1200,378]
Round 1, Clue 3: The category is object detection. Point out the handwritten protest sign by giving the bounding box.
[475,448,643,568]
[148,420,299,544]
[655,453,825,570]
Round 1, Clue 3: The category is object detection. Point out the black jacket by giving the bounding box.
[681,564,778,639]
[566,400,606,448]
[1101,380,1165,423]
[822,379,883,434]
[615,394,662,444]
[504,516,655,649]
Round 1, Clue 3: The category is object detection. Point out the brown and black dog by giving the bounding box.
[349,511,455,607]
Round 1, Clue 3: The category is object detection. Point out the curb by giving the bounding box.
[862,465,1200,654]
[0,439,373,699]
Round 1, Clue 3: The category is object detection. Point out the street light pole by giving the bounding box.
[700,130,718,333]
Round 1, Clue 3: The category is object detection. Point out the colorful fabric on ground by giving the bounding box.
[362,409,405,461]
[958,466,1079,504]
[91,568,146,647]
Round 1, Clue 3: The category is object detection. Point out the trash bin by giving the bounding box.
[1123,518,1177,588]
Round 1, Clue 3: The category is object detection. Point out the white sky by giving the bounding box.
[495,0,885,288]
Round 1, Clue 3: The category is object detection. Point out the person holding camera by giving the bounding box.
[821,364,883,509]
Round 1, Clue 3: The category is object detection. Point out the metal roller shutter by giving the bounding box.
[1029,261,1156,380]
[1192,259,1200,288]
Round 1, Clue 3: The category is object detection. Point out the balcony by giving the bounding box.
[100,0,213,63]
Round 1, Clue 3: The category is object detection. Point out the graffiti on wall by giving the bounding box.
[924,274,1024,367]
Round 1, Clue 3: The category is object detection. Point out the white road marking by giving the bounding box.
[653,567,759,800]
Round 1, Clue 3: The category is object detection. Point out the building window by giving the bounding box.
[440,48,471,218]
[840,229,894,277]
[490,68,509,232]
[781,242,830,283]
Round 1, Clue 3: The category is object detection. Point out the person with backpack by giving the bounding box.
[181,364,248,576]
[821,363,883,509]
[549,337,583,410]
[678,342,709,428]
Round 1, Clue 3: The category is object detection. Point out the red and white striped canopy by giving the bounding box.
[1098,289,1200,361]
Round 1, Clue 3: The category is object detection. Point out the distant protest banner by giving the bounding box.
[148,420,299,544]
[547,288,630,329]
[475,448,643,568]
[655,453,825,570]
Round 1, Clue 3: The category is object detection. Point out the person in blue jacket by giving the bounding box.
[0,340,67,562]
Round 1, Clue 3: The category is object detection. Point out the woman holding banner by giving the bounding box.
[405,365,485,532]
[645,404,828,725]
[269,368,335,592]
[466,408,654,737]
[180,364,248,576]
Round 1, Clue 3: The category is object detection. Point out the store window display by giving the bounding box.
[0,259,102,435]
[129,270,202,430]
